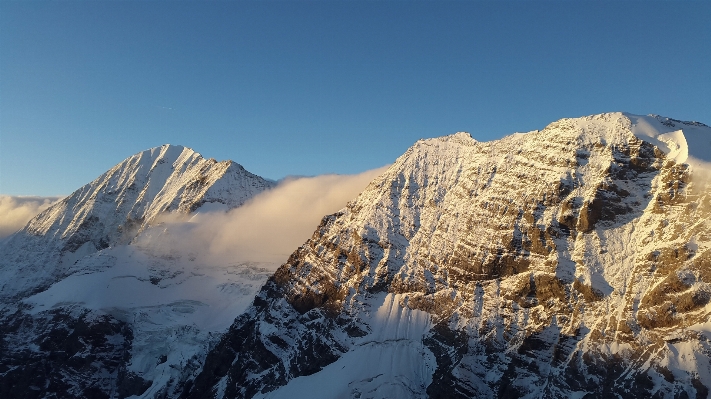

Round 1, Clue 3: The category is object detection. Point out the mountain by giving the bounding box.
[3,114,710,399]
[0,144,274,301]
[184,113,711,399]
[0,145,277,398]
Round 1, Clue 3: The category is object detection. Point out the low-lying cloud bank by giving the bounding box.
[135,165,390,266]
[0,196,63,239]
[1,166,389,265]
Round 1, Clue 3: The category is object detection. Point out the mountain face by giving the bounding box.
[185,113,711,399]
[0,145,277,398]
[0,144,274,301]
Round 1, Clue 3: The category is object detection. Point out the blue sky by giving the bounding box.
[1,1,710,196]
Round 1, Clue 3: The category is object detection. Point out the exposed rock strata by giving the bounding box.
[187,113,711,398]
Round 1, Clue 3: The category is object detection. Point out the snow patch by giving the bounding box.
[259,293,435,399]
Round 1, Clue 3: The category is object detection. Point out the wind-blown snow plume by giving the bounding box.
[135,166,389,266]
[629,114,711,192]
[0,196,62,239]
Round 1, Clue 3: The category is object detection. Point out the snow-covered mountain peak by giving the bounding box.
[448,131,476,141]
[530,112,711,170]
[189,111,711,399]
[426,131,476,146]
[0,144,275,301]
[148,143,196,158]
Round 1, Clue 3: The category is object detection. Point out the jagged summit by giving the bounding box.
[648,114,709,128]
[145,143,196,156]
[0,144,275,300]
[441,131,476,143]
[26,143,271,239]
[537,112,711,168]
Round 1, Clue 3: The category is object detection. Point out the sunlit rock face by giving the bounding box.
[187,113,711,399]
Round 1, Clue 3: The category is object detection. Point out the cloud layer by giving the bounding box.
[0,196,63,239]
[135,165,389,267]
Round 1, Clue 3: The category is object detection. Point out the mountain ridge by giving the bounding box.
[1,113,710,398]
[184,112,711,398]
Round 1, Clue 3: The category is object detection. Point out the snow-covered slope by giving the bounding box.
[1,250,277,399]
[187,113,711,398]
[0,144,274,301]
[0,145,277,398]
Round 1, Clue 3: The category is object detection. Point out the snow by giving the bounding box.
[0,144,274,301]
[23,243,277,397]
[258,293,435,399]
[25,248,267,330]
[627,113,711,170]
[690,320,711,339]
[4,112,711,398]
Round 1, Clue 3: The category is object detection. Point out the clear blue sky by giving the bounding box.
[1,1,710,196]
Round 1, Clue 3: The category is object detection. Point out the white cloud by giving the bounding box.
[134,165,390,267]
[0,196,63,239]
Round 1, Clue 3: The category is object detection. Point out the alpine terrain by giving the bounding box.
[0,145,278,398]
[1,113,710,399]
[184,113,711,399]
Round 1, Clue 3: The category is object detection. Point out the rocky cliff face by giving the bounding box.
[186,113,711,398]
